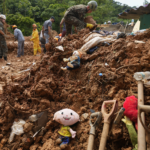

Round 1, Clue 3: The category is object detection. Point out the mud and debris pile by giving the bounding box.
[46,29,90,52]
[1,29,150,150]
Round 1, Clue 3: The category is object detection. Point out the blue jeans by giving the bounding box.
[60,136,70,145]
[66,63,80,70]
[44,33,49,44]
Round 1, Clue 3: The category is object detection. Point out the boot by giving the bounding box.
[60,144,67,149]
[4,56,7,61]
[56,138,62,145]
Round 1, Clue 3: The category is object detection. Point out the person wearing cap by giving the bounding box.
[12,25,25,57]
[42,16,55,44]
[107,21,111,24]
[30,24,41,55]
[64,1,98,35]
[0,14,8,61]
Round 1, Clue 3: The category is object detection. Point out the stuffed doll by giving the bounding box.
[53,108,80,149]
[123,95,138,130]
[61,51,82,71]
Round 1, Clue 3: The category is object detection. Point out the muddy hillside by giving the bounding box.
[1,29,150,150]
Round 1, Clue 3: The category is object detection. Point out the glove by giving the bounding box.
[63,58,69,62]
[86,23,94,29]
[122,116,132,125]
[122,116,137,148]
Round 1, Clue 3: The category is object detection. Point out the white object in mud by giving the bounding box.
[55,46,64,51]
[134,40,145,44]
[29,114,38,122]
[9,119,26,143]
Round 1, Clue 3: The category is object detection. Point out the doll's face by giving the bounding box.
[53,109,79,126]
[73,51,79,56]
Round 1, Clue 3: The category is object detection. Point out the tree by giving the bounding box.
[7,14,42,36]
[0,0,137,35]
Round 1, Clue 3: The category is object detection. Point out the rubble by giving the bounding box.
[1,28,150,149]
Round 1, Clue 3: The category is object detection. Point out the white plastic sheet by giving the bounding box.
[80,37,116,52]
[80,37,102,52]
[55,46,64,51]
[84,33,103,43]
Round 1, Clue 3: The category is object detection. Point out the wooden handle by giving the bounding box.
[87,134,95,150]
[138,81,146,150]
[139,105,150,133]
[139,104,150,112]
[99,122,110,150]
[101,100,117,123]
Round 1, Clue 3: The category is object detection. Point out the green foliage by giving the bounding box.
[6,14,42,36]
[0,0,137,35]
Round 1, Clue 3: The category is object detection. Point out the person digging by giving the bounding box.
[61,51,82,71]
[30,24,41,56]
[12,25,25,57]
[64,1,98,35]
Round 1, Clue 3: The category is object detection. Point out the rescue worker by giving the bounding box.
[60,17,77,37]
[0,14,8,61]
[64,1,98,35]
[107,21,111,24]
[30,24,41,56]
[12,25,25,57]
[42,16,55,44]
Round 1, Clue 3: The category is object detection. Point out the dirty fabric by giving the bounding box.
[87,46,98,54]
[0,21,8,58]
[64,5,87,35]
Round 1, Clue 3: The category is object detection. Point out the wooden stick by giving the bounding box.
[138,81,146,150]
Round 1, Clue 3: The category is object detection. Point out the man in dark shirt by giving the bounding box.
[64,1,98,35]
[42,16,55,44]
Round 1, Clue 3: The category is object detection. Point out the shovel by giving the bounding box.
[99,100,118,150]
[137,81,146,150]
[139,104,150,150]
[139,104,150,133]
[87,112,102,150]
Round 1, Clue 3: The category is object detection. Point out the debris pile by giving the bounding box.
[1,29,150,150]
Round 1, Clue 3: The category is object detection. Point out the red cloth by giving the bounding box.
[123,96,138,124]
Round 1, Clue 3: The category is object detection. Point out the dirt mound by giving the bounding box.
[46,28,89,52]
[1,29,150,150]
